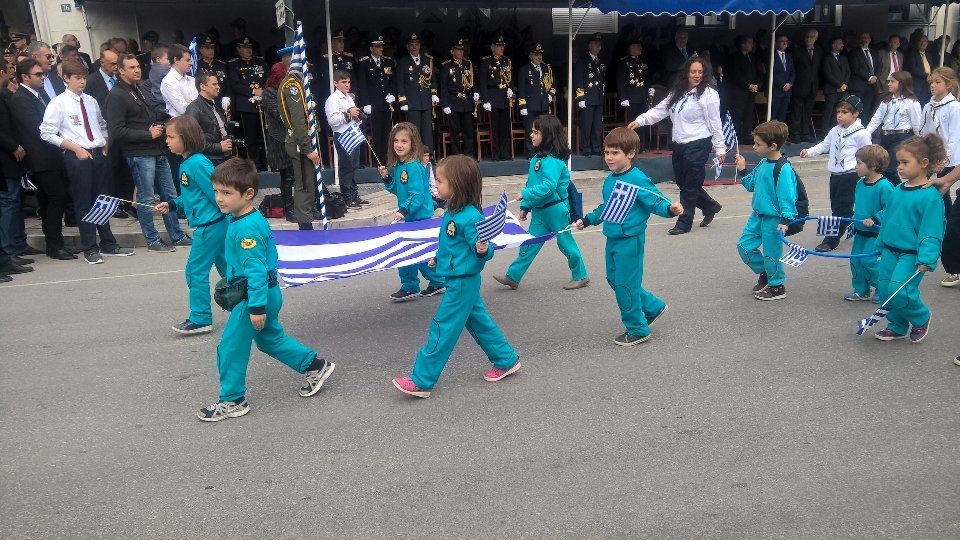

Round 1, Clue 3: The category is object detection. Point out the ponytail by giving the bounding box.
[898,134,948,174]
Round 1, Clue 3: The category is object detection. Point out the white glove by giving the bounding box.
[548,95,553,103]
[221,97,231,111]
[363,105,372,114]
[520,108,528,116]
[473,92,480,101]
[578,101,586,109]
[507,88,514,99]
[483,102,492,112]
[400,104,409,111]
[431,95,440,104]
[443,107,452,115]
[385,94,396,104]
[648,87,656,97]
[620,100,629,107]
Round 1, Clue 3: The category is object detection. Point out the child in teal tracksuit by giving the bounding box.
[494,114,589,291]
[157,116,228,335]
[574,128,682,347]
[846,145,894,301]
[734,121,799,301]
[378,122,445,302]
[392,155,520,398]
[196,158,335,422]
[873,135,947,344]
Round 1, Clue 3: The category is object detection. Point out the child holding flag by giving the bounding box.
[734,121,799,301]
[845,145,894,302]
[378,122,446,302]
[392,155,520,398]
[574,127,682,346]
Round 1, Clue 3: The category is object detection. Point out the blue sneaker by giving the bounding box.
[844,290,872,301]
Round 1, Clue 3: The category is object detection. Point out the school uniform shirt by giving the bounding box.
[384,161,434,221]
[877,183,946,269]
[919,93,960,166]
[633,87,725,156]
[167,153,224,227]
[324,88,356,134]
[865,96,922,134]
[804,119,871,173]
[434,205,494,278]
[160,68,198,117]
[582,166,672,238]
[225,209,278,315]
[853,177,894,233]
[520,154,569,212]
[38,89,108,149]
[740,158,799,223]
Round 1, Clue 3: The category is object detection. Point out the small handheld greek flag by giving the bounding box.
[779,243,808,268]
[857,308,888,335]
[817,215,842,237]
[337,122,365,155]
[599,180,640,224]
[188,37,198,77]
[477,193,508,242]
[21,177,38,191]
[82,195,120,225]
[723,111,738,152]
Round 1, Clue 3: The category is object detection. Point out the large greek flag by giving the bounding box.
[477,193,508,242]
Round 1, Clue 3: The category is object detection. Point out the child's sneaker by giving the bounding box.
[844,290,872,301]
[483,359,521,382]
[389,289,419,302]
[392,376,430,398]
[300,360,336,397]
[173,319,213,335]
[752,272,768,293]
[493,274,519,290]
[419,285,446,297]
[562,278,590,290]
[613,332,650,347]
[953,355,960,367]
[874,328,907,341]
[909,319,931,344]
[941,274,960,287]
[754,284,786,301]
[646,304,668,326]
[197,398,250,422]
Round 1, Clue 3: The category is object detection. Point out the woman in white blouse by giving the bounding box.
[628,56,726,235]
[864,70,922,183]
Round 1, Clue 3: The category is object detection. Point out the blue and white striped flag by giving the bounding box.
[337,122,366,155]
[779,243,808,268]
[857,308,888,335]
[817,215,842,237]
[599,180,640,224]
[188,37,198,77]
[714,111,738,180]
[82,194,119,225]
[477,193,508,242]
[21,176,38,191]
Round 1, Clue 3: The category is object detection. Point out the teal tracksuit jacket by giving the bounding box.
[385,160,444,293]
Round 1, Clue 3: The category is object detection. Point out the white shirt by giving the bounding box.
[920,93,960,166]
[633,87,725,155]
[865,96,921,134]
[324,89,357,133]
[160,68,198,117]
[22,84,43,103]
[805,119,872,173]
[39,90,108,149]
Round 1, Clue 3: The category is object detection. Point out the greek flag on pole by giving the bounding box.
[599,180,640,224]
[817,215,842,236]
[779,243,808,268]
[857,308,888,335]
[477,193,508,242]
[714,111,738,180]
[82,195,119,225]
[338,122,366,155]
[188,37,198,77]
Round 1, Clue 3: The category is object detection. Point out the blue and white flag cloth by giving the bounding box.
[857,308,889,335]
[599,180,640,224]
[477,193,508,242]
[337,122,365,155]
[188,37,198,77]
[817,215,842,237]
[21,176,38,191]
[779,243,808,268]
[714,111,738,180]
[82,194,119,225]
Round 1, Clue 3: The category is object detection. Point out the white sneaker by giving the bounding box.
[941,274,960,287]
[197,399,250,422]
[299,360,335,397]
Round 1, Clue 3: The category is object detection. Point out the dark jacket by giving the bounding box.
[9,86,63,172]
[141,64,172,120]
[821,51,851,95]
[518,62,554,112]
[727,51,760,94]
[572,54,605,107]
[184,96,230,163]
[396,54,437,111]
[848,46,880,95]
[85,68,113,111]
[660,45,692,86]
[772,50,796,97]
[792,44,823,98]
[0,91,26,179]
[104,79,166,157]
[47,70,66,96]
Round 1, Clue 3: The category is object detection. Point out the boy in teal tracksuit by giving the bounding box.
[846,145,894,301]
[382,159,445,301]
[196,158,334,422]
[734,121,798,301]
[574,128,682,347]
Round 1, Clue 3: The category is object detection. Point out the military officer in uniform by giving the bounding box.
[278,59,321,230]
[574,32,606,156]
[517,43,555,157]
[616,37,650,151]
[480,35,514,161]
[357,35,397,166]
[440,38,479,158]
[228,36,267,168]
[197,34,230,104]
[397,33,439,156]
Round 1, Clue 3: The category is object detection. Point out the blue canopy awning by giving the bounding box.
[591,0,815,15]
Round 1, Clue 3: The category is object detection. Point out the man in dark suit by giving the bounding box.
[878,34,904,86]
[820,37,851,134]
[396,33,438,157]
[660,28,692,86]
[727,36,761,142]
[772,34,795,124]
[790,29,822,142]
[62,34,92,70]
[9,59,74,260]
[0,56,39,262]
[848,32,881,118]
[85,49,118,111]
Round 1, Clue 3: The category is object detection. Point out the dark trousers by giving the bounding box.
[449,111,475,157]
[772,92,790,123]
[879,132,913,183]
[670,137,721,230]
[729,91,755,141]
[107,144,134,199]
[335,136,360,200]
[820,93,841,135]
[165,149,183,195]
[942,167,955,218]
[406,109,434,156]
[32,169,68,252]
[370,109,392,167]
[626,102,649,150]
[64,150,118,253]
[490,107,511,160]
[859,90,878,121]
[522,109,547,156]
[579,105,602,155]
[824,171,859,246]
[942,183,960,275]
[789,94,816,142]
[238,111,264,167]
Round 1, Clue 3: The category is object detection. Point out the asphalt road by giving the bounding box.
[2,180,959,539]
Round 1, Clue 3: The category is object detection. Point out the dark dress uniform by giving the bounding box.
[227,39,267,167]
[517,45,555,156]
[616,49,650,149]
[397,34,438,156]
[357,38,397,166]
[197,35,230,102]
[440,41,477,157]
[317,31,356,163]
[479,38,514,161]
[574,34,606,156]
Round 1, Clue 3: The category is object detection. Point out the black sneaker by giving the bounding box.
[613,332,650,347]
[667,227,690,235]
[355,198,371,205]
[390,289,419,302]
[101,246,135,257]
[814,241,837,252]
[752,272,768,293]
[646,304,668,326]
[419,285,446,297]
[173,320,213,335]
[754,284,786,301]
[299,360,336,397]
[0,274,11,283]
[197,399,250,422]
[148,241,177,253]
[83,250,104,265]
[172,235,192,247]
[11,255,34,265]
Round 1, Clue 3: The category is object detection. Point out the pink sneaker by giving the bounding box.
[483,360,521,382]
[392,377,430,398]
[874,328,907,341]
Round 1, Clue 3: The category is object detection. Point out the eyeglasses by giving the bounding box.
[30,71,47,78]
[45,54,55,59]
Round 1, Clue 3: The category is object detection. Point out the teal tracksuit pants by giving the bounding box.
[410,274,517,390]
[185,220,228,326]
[737,213,785,286]
[605,235,664,337]
[850,232,880,296]
[876,248,929,335]
[399,263,444,293]
[505,204,588,283]
[217,286,317,402]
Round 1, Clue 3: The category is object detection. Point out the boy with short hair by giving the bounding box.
[323,69,365,207]
[846,144,894,301]
[574,127,683,346]
[198,158,334,422]
[735,120,799,301]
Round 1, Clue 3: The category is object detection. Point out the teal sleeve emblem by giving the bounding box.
[446,221,456,237]
[180,172,189,186]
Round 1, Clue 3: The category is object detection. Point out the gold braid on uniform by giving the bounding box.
[279,75,307,130]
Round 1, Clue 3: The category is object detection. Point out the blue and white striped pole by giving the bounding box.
[292,21,329,230]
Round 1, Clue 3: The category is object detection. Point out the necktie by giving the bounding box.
[681,48,688,60]
[780,52,786,68]
[108,75,116,89]
[922,53,931,75]
[38,91,49,107]
[808,48,814,61]
[864,49,874,73]
[78,96,94,141]
[892,52,900,72]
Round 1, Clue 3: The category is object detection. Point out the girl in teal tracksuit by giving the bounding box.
[157,116,228,335]
[873,134,947,344]
[392,155,520,398]
[846,145,894,301]
[378,122,445,302]
[494,115,589,290]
